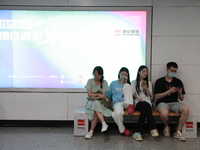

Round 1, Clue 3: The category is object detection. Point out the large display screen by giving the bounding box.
[0,7,151,92]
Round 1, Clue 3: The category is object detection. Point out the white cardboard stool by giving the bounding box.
[74,106,89,136]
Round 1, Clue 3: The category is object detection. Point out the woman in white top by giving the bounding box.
[131,65,159,141]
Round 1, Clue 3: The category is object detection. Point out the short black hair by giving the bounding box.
[166,62,178,69]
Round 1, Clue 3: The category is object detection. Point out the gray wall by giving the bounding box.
[0,0,200,121]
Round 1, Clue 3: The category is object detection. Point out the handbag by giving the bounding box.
[86,90,113,111]
[98,98,113,111]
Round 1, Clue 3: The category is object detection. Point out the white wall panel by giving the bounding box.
[151,64,166,85]
[153,0,200,6]
[68,0,152,6]
[0,93,68,120]
[67,93,87,120]
[152,37,200,65]
[153,7,200,36]
[176,66,200,95]
[0,0,68,6]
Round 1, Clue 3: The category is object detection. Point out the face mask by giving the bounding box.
[168,72,176,78]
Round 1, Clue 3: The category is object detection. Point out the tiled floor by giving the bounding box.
[0,123,199,150]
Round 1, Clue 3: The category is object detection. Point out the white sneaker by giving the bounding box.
[163,126,170,137]
[174,131,186,141]
[133,132,143,141]
[85,131,93,139]
[101,124,108,132]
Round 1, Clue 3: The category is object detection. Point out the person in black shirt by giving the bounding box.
[154,62,189,141]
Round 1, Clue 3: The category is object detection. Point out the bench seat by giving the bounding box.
[124,109,181,117]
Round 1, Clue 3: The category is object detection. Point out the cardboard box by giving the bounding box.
[74,106,89,136]
[182,112,197,138]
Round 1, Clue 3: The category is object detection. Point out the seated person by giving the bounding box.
[106,67,133,136]
[154,62,189,141]
[85,66,112,139]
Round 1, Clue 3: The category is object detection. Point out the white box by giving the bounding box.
[182,112,197,138]
[74,106,89,136]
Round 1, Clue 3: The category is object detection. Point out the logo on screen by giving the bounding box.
[186,122,193,128]
[78,119,85,126]
[115,30,121,36]
[114,29,140,36]
[123,29,139,36]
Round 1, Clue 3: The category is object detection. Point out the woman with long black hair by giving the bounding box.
[131,65,159,141]
[106,67,133,136]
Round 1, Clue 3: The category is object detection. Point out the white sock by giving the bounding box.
[102,121,107,126]
[89,130,94,133]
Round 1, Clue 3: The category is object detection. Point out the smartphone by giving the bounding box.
[177,85,182,89]
[122,76,128,83]
[141,80,147,85]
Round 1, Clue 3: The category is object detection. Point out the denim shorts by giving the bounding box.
[156,102,183,114]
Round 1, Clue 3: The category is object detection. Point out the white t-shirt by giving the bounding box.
[131,80,153,107]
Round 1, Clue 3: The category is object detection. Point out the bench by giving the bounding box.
[124,109,180,116]
[105,109,180,123]
[74,106,181,136]
[74,106,180,124]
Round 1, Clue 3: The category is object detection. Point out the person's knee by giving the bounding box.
[138,102,151,113]
[123,83,130,90]
[143,102,151,110]
[113,109,123,117]
[160,112,169,119]
[180,105,190,116]
[160,108,169,119]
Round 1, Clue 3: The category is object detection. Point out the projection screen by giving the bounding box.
[0,7,152,92]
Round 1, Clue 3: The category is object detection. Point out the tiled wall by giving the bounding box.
[0,0,199,121]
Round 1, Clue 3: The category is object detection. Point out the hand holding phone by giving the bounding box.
[141,80,147,89]
[141,80,147,86]
[176,86,183,94]
[122,76,128,83]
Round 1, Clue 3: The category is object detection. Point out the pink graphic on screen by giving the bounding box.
[0,10,147,89]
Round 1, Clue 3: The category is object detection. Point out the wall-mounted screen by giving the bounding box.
[0,7,151,92]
